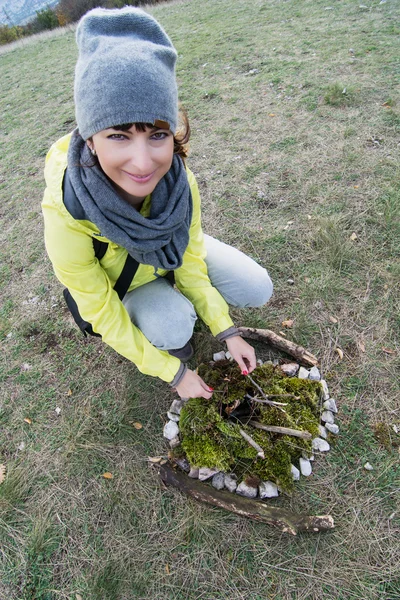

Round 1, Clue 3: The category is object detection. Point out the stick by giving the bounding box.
[246,378,287,413]
[248,420,312,440]
[157,462,334,535]
[244,393,287,408]
[239,428,265,458]
[239,327,319,367]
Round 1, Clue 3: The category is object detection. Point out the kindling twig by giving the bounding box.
[239,428,265,459]
[248,420,312,440]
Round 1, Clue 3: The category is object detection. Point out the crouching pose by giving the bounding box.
[42,7,273,399]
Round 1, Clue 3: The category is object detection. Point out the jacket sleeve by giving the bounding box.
[174,169,234,336]
[42,187,181,384]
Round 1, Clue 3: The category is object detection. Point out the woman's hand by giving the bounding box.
[175,369,213,399]
[226,335,257,374]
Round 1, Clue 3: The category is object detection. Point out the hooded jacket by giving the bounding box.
[42,133,234,383]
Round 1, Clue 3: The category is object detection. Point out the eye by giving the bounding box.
[150,131,170,140]
[107,133,128,140]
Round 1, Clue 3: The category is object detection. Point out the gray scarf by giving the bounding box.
[67,130,192,270]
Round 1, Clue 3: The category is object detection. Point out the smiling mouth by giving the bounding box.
[124,171,155,184]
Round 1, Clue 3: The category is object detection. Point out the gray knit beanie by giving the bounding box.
[74,7,178,140]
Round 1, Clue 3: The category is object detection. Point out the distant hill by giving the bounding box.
[0,0,59,26]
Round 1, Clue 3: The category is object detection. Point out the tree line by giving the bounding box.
[0,0,167,46]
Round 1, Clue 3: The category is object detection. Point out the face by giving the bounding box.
[88,125,174,207]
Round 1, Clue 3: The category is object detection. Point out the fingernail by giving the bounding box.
[208,386,214,391]
[242,370,248,376]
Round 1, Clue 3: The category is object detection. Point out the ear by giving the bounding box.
[86,140,96,156]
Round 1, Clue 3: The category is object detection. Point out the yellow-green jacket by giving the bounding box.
[42,133,234,383]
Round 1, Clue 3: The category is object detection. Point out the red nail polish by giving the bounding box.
[242,370,248,376]
[208,386,214,391]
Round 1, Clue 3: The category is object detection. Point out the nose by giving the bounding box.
[127,138,154,175]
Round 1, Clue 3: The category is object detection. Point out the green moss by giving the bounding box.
[374,422,400,451]
[177,363,323,493]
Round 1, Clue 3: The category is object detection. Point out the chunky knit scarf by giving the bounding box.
[67,130,192,270]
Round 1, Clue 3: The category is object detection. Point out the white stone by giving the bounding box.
[325,422,339,435]
[299,458,312,476]
[308,366,321,381]
[213,351,226,362]
[298,367,310,379]
[280,362,299,377]
[224,474,238,493]
[259,481,279,498]
[55,406,61,416]
[320,379,330,400]
[312,437,330,452]
[364,462,374,471]
[167,411,180,422]
[257,359,263,366]
[323,398,338,413]
[291,464,300,481]
[169,399,185,415]
[169,436,180,449]
[225,351,233,360]
[188,467,199,478]
[236,481,258,498]
[321,410,335,424]
[318,425,328,439]
[211,472,225,490]
[17,441,26,451]
[199,467,219,481]
[163,420,179,440]
[174,457,190,472]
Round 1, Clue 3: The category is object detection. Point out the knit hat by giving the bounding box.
[74,7,178,140]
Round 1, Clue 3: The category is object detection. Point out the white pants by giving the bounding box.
[122,235,273,350]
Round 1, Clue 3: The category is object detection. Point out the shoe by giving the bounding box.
[168,341,194,362]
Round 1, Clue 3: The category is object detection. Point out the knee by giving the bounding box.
[239,269,274,308]
[141,309,197,350]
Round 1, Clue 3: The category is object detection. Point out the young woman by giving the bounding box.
[42,7,273,400]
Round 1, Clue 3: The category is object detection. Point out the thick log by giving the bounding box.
[238,327,319,367]
[157,463,334,535]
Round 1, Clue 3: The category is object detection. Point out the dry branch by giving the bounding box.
[158,463,334,535]
[248,420,312,440]
[239,327,319,367]
[239,428,265,458]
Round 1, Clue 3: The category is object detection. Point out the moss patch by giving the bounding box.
[175,362,322,493]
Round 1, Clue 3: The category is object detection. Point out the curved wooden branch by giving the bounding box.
[238,327,319,367]
[157,463,334,535]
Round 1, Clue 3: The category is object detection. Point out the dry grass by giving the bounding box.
[0,0,399,598]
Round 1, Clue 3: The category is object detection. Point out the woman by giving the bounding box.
[42,6,273,400]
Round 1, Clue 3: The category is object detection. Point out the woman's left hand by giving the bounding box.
[225,335,257,374]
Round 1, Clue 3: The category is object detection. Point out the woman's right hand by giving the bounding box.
[175,369,213,399]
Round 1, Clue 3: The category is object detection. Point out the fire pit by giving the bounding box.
[158,328,337,534]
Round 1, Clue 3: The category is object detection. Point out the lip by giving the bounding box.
[123,170,155,184]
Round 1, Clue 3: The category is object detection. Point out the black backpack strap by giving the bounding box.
[114,254,139,300]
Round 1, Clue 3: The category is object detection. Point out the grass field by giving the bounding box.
[0,0,399,598]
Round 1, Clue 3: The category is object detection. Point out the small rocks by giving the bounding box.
[364,462,374,471]
[225,351,233,360]
[325,422,339,435]
[163,420,179,440]
[323,398,338,413]
[169,399,185,415]
[167,411,180,422]
[318,424,328,439]
[320,379,330,400]
[224,473,238,492]
[312,437,330,452]
[211,472,225,490]
[259,481,279,499]
[298,366,310,379]
[199,467,219,481]
[280,362,299,376]
[291,464,300,481]
[55,406,61,416]
[213,351,226,362]
[299,457,312,476]
[174,457,190,472]
[308,366,321,381]
[321,410,335,424]
[236,481,258,498]
[188,467,199,479]
[169,436,180,449]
